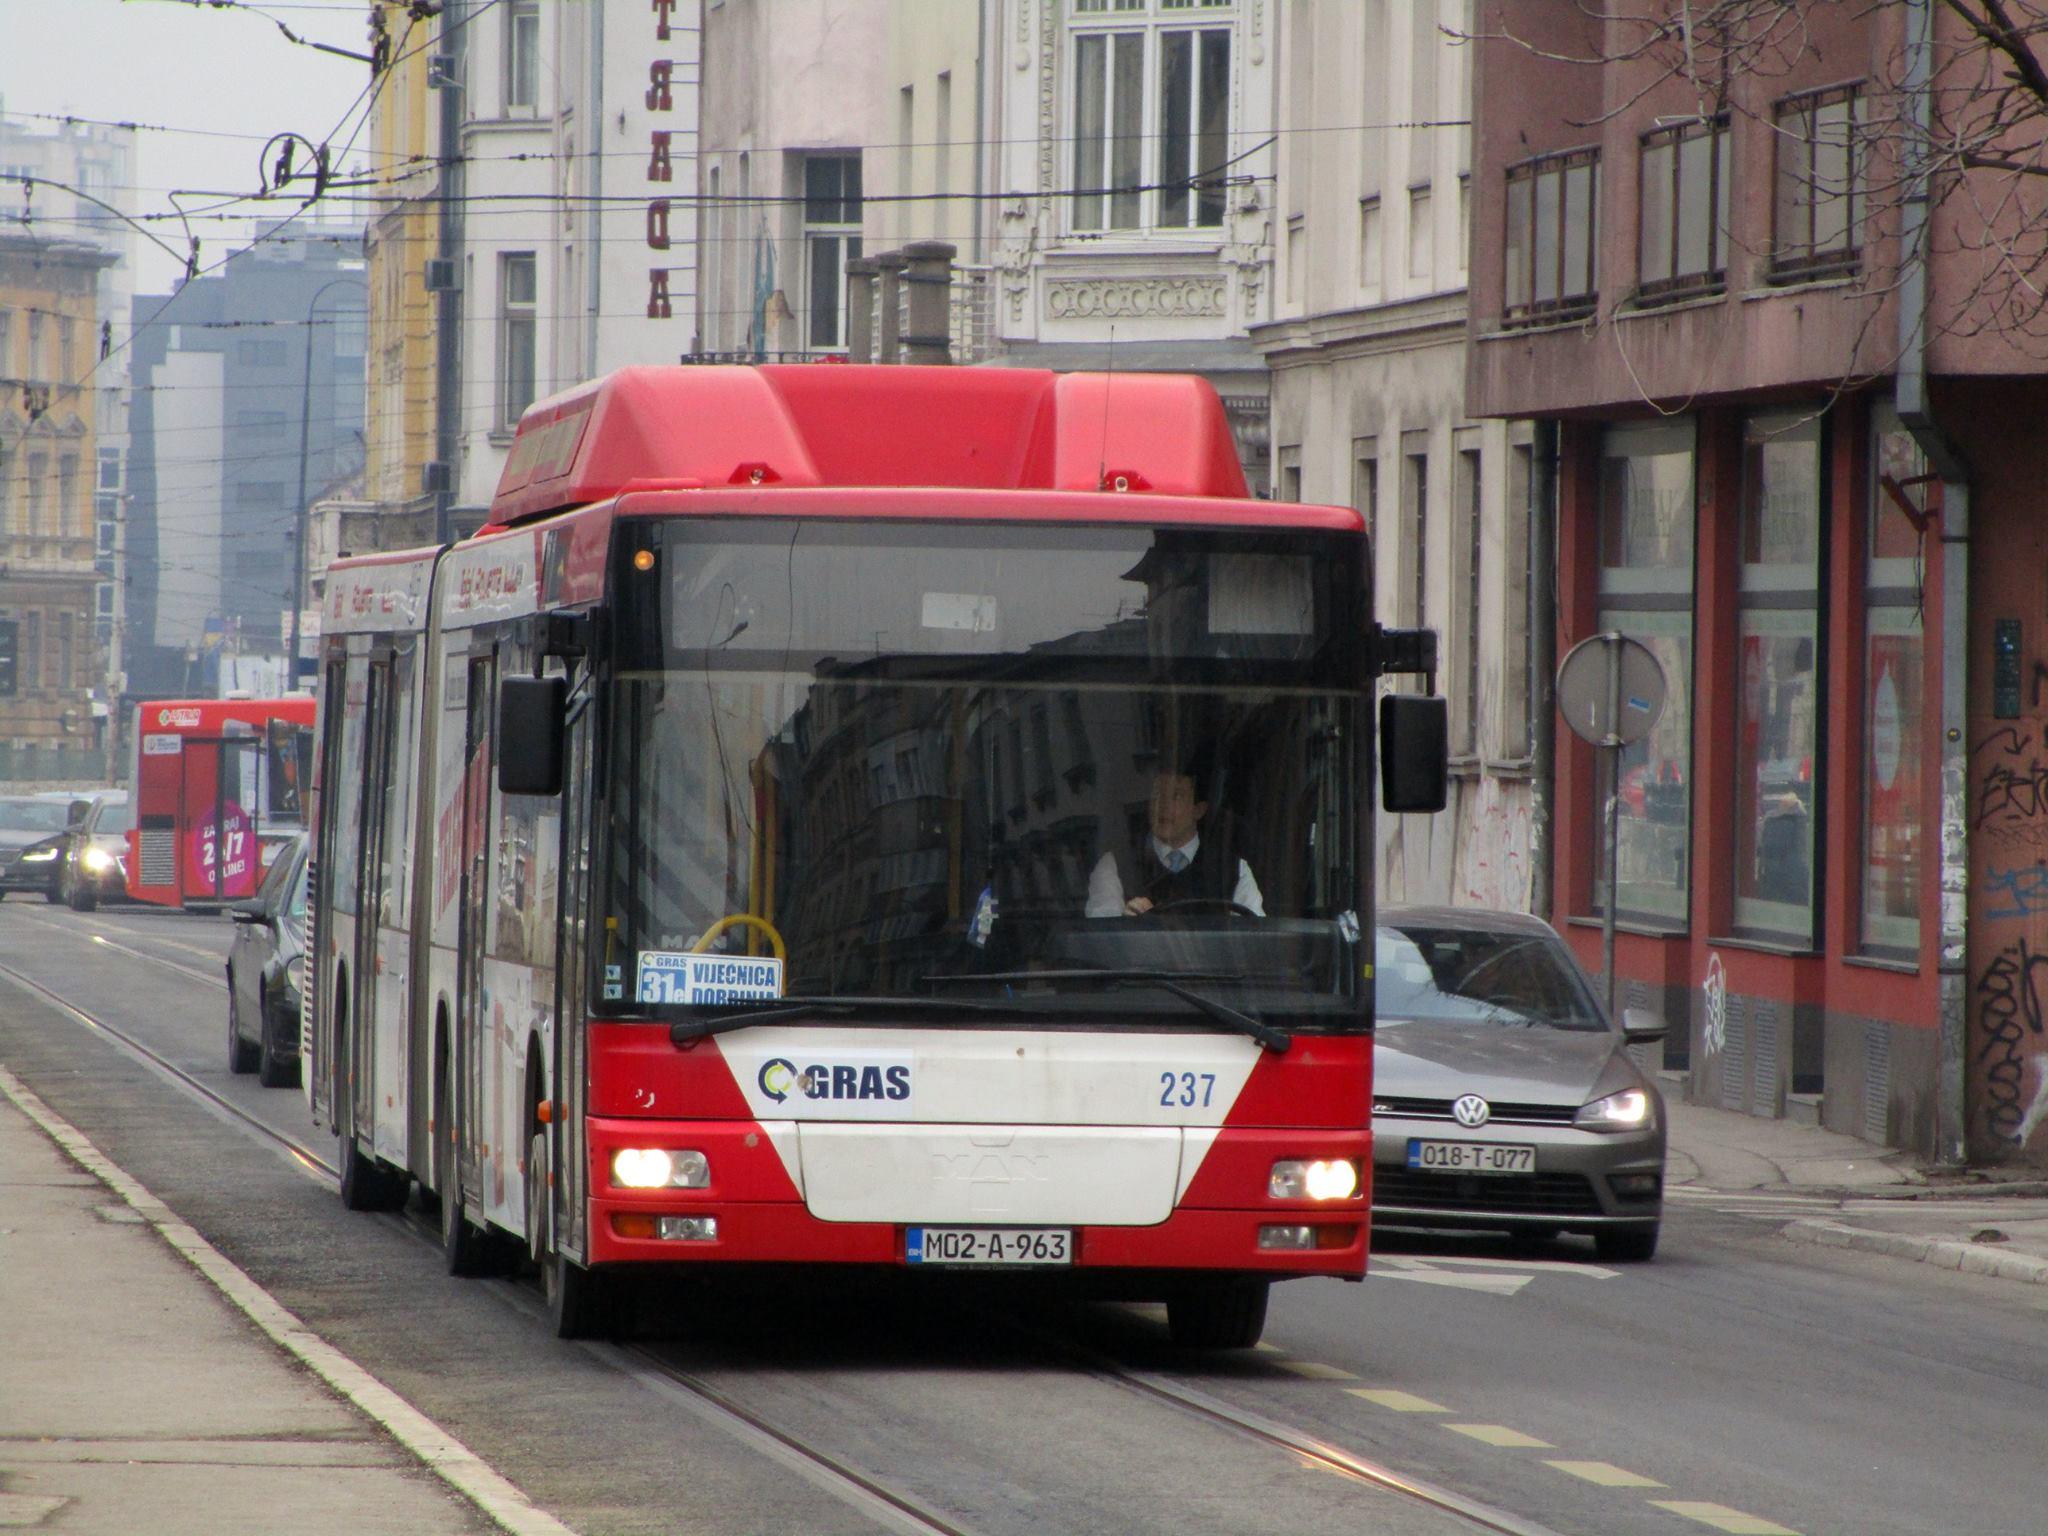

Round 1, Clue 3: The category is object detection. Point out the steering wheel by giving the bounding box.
[1145,898,1259,919]
[690,913,788,961]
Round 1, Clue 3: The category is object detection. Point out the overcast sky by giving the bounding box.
[0,0,375,293]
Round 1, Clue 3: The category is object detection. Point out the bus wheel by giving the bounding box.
[438,1130,501,1277]
[1166,1278,1270,1350]
[340,1133,408,1212]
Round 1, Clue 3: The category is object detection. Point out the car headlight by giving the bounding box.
[609,1148,710,1189]
[82,847,115,873]
[20,847,58,863]
[1269,1158,1361,1201]
[1575,1089,1653,1131]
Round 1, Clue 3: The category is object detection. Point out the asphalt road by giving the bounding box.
[3,898,2044,1536]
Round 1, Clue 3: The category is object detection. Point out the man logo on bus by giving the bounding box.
[758,1057,910,1104]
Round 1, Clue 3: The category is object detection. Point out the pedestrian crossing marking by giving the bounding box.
[1273,1359,1358,1380]
[1650,1500,1799,1534]
[1445,1423,1553,1448]
[1346,1388,1449,1413]
[1544,1459,1665,1487]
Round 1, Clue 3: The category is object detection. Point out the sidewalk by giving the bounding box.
[1663,1085,2048,1286]
[0,1075,520,1536]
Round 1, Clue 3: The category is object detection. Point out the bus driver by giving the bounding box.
[1084,764,1264,918]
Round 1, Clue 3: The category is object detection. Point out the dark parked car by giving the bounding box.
[1371,906,1668,1262]
[227,832,309,1088]
[0,793,92,900]
[58,790,133,910]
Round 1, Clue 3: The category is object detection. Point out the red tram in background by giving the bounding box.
[126,696,315,909]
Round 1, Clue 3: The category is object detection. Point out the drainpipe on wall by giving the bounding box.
[1528,419,1560,923]
[1898,0,1969,1168]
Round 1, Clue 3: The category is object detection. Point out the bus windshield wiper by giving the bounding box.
[923,968,1292,1053]
[667,994,1015,1046]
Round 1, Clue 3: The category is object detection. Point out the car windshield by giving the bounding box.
[89,797,133,834]
[0,800,76,834]
[597,517,1367,1028]
[1373,922,1606,1031]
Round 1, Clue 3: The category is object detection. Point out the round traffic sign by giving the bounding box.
[1557,632,1667,747]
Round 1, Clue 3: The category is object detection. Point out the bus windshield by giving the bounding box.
[602,517,1369,1028]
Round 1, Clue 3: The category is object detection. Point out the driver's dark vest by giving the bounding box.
[1126,839,1236,908]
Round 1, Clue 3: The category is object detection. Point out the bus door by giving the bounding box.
[313,654,370,1131]
[368,643,418,1168]
[349,655,395,1156]
[451,650,497,1214]
[550,693,596,1264]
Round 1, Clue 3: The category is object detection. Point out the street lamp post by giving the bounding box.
[288,275,366,688]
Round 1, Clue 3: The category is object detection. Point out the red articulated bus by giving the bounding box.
[306,364,1445,1345]
[127,696,315,909]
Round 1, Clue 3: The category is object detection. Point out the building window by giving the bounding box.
[1456,446,1483,755]
[1638,115,1729,301]
[1734,410,1824,940]
[1278,445,1301,503]
[1503,146,1599,326]
[24,452,46,536]
[498,252,537,428]
[56,612,72,691]
[0,309,11,375]
[1403,435,1429,627]
[1862,401,1925,954]
[58,317,76,378]
[802,155,863,352]
[1352,437,1378,530]
[1359,196,1382,289]
[96,446,120,490]
[1593,420,1696,925]
[26,312,43,380]
[505,0,540,113]
[1071,5,1232,232]
[1773,84,1863,279]
[1408,185,1434,281]
[57,454,77,537]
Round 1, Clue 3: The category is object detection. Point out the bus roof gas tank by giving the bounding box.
[487,364,1251,525]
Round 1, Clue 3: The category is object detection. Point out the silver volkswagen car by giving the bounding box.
[1371,906,1667,1262]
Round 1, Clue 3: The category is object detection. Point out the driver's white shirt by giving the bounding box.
[1084,832,1265,918]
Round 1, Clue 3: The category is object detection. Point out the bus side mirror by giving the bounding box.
[1380,694,1448,813]
[498,676,566,796]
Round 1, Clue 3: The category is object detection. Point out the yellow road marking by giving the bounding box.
[1445,1423,1553,1448]
[1346,1388,1449,1413]
[1273,1360,1358,1380]
[1650,1501,1800,1535]
[1543,1460,1666,1488]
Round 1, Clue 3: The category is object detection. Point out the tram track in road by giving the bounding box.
[9,905,231,991]
[3,946,1565,1536]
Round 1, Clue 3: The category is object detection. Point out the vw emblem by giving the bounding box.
[1452,1094,1492,1128]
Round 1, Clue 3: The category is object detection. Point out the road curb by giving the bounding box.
[1781,1218,2048,1286]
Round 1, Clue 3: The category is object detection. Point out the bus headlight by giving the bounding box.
[1575,1090,1652,1131]
[610,1148,710,1189]
[1269,1158,1361,1201]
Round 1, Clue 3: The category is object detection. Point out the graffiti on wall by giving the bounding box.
[1970,723,2048,1153]
[1452,775,1533,911]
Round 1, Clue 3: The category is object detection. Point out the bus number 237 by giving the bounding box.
[1159,1071,1217,1108]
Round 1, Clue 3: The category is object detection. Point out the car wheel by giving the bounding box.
[256,986,299,1089]
[70,884,96,912]
[1166,1278,1270,1349]
[227,980,259,1074]
[44,881,64,904]
[1595,1226,1660,1263]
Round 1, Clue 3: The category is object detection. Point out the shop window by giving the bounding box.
[1734,411,1824,940]
[1862,401,1925,955]
[1592,420,1695,925]
[1638,115,1730,302]
[1503,146,1599,325]
[1773,84,1863,280]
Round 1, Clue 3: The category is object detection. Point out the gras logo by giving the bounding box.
[757,1055,910,1105]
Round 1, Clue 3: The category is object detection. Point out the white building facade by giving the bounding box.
[985,0,1278,483]
[1252,0,1537,910]
[447,0,704,521]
